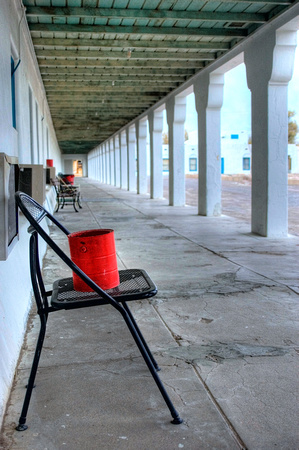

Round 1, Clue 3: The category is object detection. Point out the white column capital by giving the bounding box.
[148,109,164,133]
[136,117,148,139]
[166,95,187,125]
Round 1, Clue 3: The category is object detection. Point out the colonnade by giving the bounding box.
[88,19,298,238]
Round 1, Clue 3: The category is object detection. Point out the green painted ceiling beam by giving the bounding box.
[40,67,194,76]
[48,102,157,108]
[32,38,231,51]
[37,58,204,69]
[36,49,216,61]
[47,94,162,102]
[29,23,248,38]
[50,106,145,111]
[43,82,181,89]
[26,6,267,23]
[46,87,169,94]
[54,121,126,127]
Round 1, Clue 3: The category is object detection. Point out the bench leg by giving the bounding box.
[72,196,79,212]
[77,194,83,209]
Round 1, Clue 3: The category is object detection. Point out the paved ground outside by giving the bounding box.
[1,177,298,450]
[165,175,299,237]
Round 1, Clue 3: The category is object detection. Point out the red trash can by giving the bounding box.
[46,159,53,167]
[68,229,119,292]
[62,174,75,185]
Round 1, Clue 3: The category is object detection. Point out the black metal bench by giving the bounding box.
[51,177,82,212]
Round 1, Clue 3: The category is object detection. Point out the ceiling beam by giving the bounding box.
[26,6,267,23]
[39,67,195,76]
[43,82,181,90]
[45,86,175,94]
[46,87,169,95]
[37,58,204,69]
[48,102,157,108]
[47,94,162,102]
[29,23,248,38]
[32,38,231,51]
[53,119,126,125]
[35,49,216,61]
[50,106,145,112]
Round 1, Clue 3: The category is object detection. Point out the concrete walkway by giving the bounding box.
[1,178,298,450]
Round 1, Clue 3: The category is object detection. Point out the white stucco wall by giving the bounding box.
[160,130,298,176]
[0,0,61,426]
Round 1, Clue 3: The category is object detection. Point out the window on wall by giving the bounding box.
[243,157,250,170]
[189,158,197,171]
[11,57,17,129]
[163,159,169,171]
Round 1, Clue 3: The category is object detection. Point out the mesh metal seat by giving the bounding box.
[15,191,183,431]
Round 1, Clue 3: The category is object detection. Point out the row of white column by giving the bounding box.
[88,24,297,238]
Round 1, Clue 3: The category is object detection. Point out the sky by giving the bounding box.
[172,35,299,140]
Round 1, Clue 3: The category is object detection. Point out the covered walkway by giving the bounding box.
[2,178,298,449]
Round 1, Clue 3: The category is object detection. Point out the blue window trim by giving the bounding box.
[243,157,251,170]
[189,157,197,171]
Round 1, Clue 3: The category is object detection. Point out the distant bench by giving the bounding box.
[50,177,82,212]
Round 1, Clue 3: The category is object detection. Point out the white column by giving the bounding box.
[166,95,187,206]
[148,109,163,199]
[127,125,136,192]
[114,134,121,187]
[136,117,148,195]
[98,147,102,182]
[245,25,297,237]
[100,145,104,182]
[109,139,115,186]
[102,144,106,183]
[194,72,224,216]
[105,142,110,184]
[120,130,128,189]
[95,149,99,180]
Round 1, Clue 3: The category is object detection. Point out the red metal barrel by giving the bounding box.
[68,229,119,291]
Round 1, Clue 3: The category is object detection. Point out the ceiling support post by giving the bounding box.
[148,109,164,199]
[194,72,224,216]
[136,117,148,195]
[109,139,115,186]
[127,125,136,192]
[100,146,104,183]
[245,24,297,237]
[166,95,187,206]
[114,134,121,188]
[105,141,110,185]
[120,130,128,190]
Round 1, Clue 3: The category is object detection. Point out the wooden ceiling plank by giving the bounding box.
[32,37,231,50]
[35,49,216,60]
[37,58,205,68]
[44,87,176,93]
[26,6,267,23]
[28,23,248,38]
[39,67,195,75]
